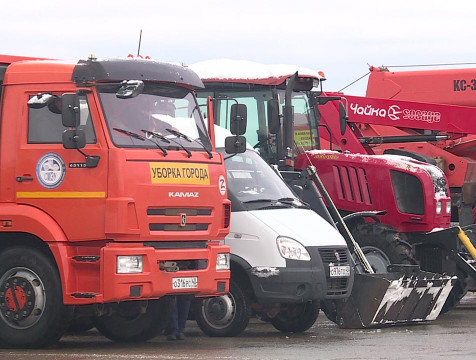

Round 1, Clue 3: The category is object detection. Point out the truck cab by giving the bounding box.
[0,55,232,347]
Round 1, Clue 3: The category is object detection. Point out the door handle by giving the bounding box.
[16,176,34,182]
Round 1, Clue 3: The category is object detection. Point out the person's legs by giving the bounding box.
[176,296,192,339]
[164,298,179,340]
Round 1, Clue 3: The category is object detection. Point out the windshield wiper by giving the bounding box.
[113,128,167,156]
[277,197,309,209]
[242,199,273,204]
[165,128,213,159]
[141,130,170,156]
[114,128,146,140]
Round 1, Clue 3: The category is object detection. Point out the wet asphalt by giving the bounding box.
[2,294,476,360]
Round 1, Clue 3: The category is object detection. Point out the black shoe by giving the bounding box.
[166,334,177,341]
[176,332,185,340]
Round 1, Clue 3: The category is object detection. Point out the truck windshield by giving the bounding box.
[221,149,304,209]
[197,88,318,164]
[99,83,211,151]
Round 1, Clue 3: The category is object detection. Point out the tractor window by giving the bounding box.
[28,95,96,144]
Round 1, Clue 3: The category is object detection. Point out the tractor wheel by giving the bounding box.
[350,222,416,273]
[92,297,174,342]
[0,247,74,348]
[270,301,319,333]
[194,279,250,337]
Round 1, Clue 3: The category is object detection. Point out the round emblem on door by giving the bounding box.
[36,153,66,189]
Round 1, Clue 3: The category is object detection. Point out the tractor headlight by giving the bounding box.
[446,201,451,214]
[436,201,442,214]
[216,253,230,270]
[117,255,143,274]
[276,237,310,261]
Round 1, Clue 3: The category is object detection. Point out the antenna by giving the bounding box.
[137,29,143,57]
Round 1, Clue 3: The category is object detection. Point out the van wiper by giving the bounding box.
[165,128,213,159]
[277,197,309,209]
[243,198,273,204]
[113,128,167,156]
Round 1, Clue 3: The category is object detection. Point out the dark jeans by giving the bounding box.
[164,296,192,335]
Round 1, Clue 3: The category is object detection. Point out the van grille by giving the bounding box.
[319,248,348,263]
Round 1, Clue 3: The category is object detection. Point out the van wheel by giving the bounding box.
[270,301,319,333]
[0,247,73,348]
[195,279,250,337]
[92,297,174,342]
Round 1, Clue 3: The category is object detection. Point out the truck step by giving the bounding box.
[71,293,98,298]
[72,256,100,262]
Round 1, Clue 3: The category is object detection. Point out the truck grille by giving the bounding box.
[147,207,212,232]
[326,278,349,296]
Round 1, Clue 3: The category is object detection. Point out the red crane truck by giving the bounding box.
[0,55,236,348]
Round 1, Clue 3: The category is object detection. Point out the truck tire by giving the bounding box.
[92,297,174,342]
[270,301,319,333]
[194,279,250,337]
[0,247,74,348]
[351,223,416,273]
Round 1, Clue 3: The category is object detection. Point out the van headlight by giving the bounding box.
[117,255,143,274]
[276,237,310,261]
[216,253,230,270]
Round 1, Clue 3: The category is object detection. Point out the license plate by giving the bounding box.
[172,276,198,289]
[329,265,351,277]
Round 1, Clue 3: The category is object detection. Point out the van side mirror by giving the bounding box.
[339,102,348,136]
[230,104,247,135]
[62,93,80,127]
[224,135,246,154]
[267,99,280,134]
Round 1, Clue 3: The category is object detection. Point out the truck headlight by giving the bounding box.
[216,253,230,270]
[276,237,311,261]
[446,201,451,214]
[117,255,143,274]
[436,201,442,214]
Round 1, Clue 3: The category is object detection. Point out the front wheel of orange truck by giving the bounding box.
[0,247,74,348]
[92,296,174,342]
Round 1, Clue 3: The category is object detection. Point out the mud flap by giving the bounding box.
[334,266,455,328]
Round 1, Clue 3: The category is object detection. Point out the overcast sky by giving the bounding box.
[4,0,476,95]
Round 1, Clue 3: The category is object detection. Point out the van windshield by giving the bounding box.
[221,149,304,209]
[98,83,211,151]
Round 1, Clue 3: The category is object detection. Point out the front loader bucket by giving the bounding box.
[334,266,455,328]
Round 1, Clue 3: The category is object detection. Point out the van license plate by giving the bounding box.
[329,265,351,277]
[172,277,198,289]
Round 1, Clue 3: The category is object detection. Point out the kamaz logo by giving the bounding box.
[168,192,199,198]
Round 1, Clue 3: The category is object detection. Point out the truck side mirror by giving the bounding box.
[62,93,80,127]
[224,135,246,154]
[62,129,86,149]
[339,102,348,136]
[230,103,247,135]
[267,99,280,134]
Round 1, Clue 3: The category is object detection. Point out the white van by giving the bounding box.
[193,127,354,336]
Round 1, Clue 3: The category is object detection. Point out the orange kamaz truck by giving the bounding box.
[0,55,234,348]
